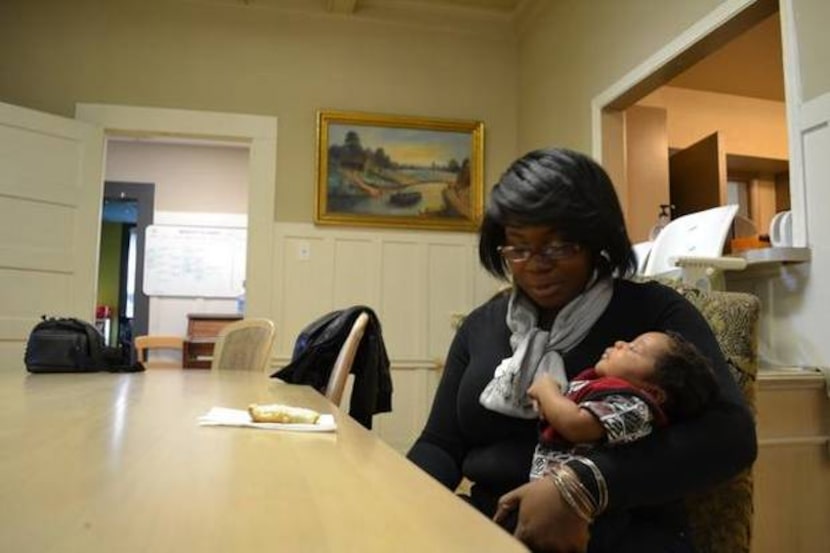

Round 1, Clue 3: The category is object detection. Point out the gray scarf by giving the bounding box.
[479,275,614,418]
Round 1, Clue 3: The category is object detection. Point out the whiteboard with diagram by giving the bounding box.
[143,225,246,298]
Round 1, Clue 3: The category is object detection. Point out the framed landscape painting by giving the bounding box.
[315,110,484,231]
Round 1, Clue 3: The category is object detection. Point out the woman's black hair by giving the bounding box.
[479,148,637,280]
[651,331,720,420]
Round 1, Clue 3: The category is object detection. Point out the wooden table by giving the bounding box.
[0,370,528,553]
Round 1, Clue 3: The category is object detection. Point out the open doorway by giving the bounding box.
[99,138,250,353]
[97,182,154,357]
[594,0,794,246]
[75,104,278,325]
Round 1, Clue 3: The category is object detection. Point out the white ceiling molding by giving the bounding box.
[355,0,514,37]
[181,0,519,38]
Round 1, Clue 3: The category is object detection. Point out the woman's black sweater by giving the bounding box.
[407,279,756,548]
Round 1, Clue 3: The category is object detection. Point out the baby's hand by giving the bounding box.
[527,373,562,401]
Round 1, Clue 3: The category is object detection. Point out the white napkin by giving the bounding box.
[198,406,337,432]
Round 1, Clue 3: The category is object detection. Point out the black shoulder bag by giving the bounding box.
[24,316,142,373]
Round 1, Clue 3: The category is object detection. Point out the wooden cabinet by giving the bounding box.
[669,131,790,235]
[669,132,727,219]
[182,313,242,369]
[752,369,830,553]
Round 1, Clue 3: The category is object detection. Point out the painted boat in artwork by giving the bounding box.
[388,190,423,207]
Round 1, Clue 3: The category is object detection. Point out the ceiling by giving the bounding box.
[204,0,525,17]
[390,0,522,11]
[668,12,784,102]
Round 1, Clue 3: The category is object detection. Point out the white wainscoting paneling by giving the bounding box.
[272,223,502,453]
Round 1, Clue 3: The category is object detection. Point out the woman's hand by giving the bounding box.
[494,478,590,553]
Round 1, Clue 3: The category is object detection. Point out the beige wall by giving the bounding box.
[624,105,669,242]
[638,86,788,159]
[516,0,724,153]
[0,0,518,222]
[106,141,249,213]
[515,0,826,169]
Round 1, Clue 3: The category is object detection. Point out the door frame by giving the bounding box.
[76,104,277,319]
[591,0,806,246]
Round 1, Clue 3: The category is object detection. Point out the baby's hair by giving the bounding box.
[649,331,719,420]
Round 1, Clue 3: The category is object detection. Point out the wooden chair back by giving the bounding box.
[134,335,185,369]
[324,312,370,407]
[211,318,275,372]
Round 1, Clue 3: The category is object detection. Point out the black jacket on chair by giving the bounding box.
[271,305,392,429]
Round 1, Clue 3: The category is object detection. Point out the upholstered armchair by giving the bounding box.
[662,282,761,553]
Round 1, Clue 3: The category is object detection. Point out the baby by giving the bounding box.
[528,330,719,480]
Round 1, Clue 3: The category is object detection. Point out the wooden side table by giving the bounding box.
[183,313,242,369]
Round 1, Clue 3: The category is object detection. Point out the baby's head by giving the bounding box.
[595,331,718,419]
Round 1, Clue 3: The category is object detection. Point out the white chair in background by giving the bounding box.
[643,204,746,290]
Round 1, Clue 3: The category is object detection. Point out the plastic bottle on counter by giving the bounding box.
[648,204,674,241]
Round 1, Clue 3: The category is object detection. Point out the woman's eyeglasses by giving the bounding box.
[497,242,582,263]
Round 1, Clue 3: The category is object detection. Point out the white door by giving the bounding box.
[0,102,104,369]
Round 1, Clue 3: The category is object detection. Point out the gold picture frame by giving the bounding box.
[315,110,484,231]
